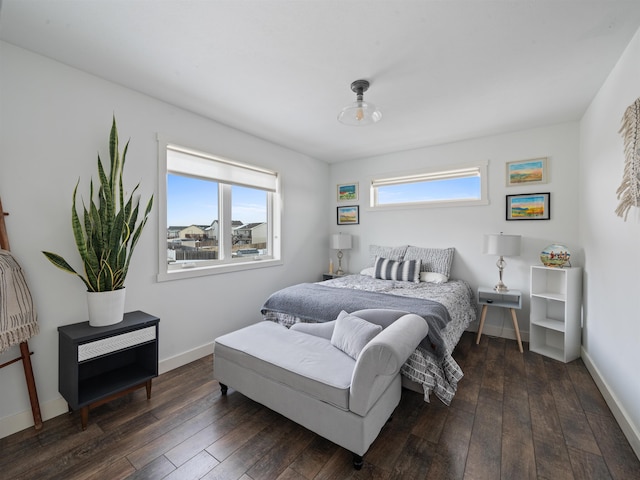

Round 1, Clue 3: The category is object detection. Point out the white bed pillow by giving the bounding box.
[331,310,383,360]
[360,267,375,276]
[420,271,448,284]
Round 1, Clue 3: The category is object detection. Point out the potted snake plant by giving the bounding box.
[43,117,153,326]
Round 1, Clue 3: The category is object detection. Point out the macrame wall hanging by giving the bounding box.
[615,97,640,221]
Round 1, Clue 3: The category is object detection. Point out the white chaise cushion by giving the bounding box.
[214,321,354,410]
[331,311,382,359]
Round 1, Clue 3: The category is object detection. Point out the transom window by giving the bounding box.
[370,161,488,209]
[158,140,281,281]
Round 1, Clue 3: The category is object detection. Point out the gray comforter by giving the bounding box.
[260,282,451,359]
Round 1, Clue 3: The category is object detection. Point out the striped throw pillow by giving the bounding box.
[374,257,421,283]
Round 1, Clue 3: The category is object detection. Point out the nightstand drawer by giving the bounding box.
[78,325,156,361]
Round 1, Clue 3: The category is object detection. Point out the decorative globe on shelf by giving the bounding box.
[540,244,571,268]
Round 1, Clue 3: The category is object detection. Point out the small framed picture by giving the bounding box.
[506,193,550,220]
[337,205,359,225]
[337,182,359,202]
[506,157,548,186]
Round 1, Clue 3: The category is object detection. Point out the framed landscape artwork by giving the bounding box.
[337,182,358,202]
[506,193,550,220]
[506,157,548,186]
[337,205,359,225]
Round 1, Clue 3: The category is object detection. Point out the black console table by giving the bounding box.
[58,310,159,429]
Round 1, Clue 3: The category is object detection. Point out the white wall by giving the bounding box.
[0,42,330,436]
[329,123,581,342]
[579,28,640,456]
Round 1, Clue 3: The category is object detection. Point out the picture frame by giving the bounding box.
[337,182,359,202]
[337,205,359,225]
[506,192,550,220]
[506,157,548,186]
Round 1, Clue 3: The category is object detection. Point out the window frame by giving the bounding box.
[368,160,488,210]
[157,136,282,282]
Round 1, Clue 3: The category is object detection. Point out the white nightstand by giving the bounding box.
[476,287,523,352]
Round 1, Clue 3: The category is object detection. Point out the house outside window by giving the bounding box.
[158,140,281,281]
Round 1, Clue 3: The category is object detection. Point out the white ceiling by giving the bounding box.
[2,1,640,163]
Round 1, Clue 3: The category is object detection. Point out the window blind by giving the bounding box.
[167,146,278,192]
[371,167,481,188]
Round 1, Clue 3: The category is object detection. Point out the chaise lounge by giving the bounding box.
[213,309,429,469]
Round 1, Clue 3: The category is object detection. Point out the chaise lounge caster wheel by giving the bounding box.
[352,453,363,470]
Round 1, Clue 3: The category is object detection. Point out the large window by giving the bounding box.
[370,161,488,209]
[158,141,281,281]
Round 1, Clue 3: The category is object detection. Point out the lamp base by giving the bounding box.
[494,256,509,292]
[335,250,344,276]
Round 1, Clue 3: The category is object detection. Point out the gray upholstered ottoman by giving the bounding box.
[213,311,428,469]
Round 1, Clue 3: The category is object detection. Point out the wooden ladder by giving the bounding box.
[0,197,43,430]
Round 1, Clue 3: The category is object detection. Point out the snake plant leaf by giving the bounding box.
[42,251,92,291]
[124,195,153,278]
[120,141,129,208]
[97,157,115,239]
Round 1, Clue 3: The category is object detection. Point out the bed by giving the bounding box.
[260,245,477,405]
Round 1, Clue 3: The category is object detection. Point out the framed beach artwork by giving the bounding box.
[506,192,550,220]
[337,182,359,202]
[506,157,548,186]
[337,205,359,225]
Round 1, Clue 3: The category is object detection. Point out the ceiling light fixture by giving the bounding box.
[338,79,382,126]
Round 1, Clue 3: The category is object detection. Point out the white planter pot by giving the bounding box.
[87,288,126,327]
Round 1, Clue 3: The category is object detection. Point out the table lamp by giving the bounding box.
[483,232,521,292]
[331,233,352,276]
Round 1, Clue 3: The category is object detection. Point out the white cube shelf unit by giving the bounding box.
[529,266,582,362]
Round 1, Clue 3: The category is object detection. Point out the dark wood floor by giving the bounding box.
[2,332,639,479]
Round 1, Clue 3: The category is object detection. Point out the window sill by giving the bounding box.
[157,258,283,282]
[368,197,489,211]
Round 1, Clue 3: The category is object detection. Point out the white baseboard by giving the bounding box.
[158,342,214,374]
[581,346,640,459]
[0,395,68,440]
[0,342,215,439]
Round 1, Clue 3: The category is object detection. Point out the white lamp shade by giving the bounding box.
[331,233,352,250]
[483,233,521,256]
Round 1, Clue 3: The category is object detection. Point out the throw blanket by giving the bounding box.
[261,283,451,359]
[0,250,38,352]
